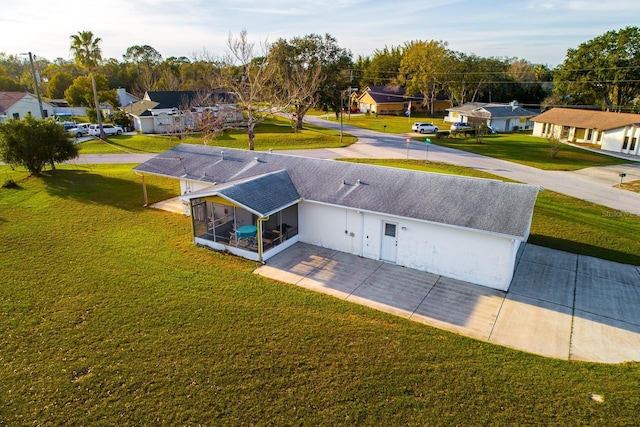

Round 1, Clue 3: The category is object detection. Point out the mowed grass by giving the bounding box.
[319,111,445,134]
[1,164,640,425]
[78,116,356,154]
[423,133,629,171]
[344,159,640,265]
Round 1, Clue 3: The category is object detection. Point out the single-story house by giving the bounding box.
[123,90,240,134]
[134,144,540,291]
[445,101,538,132]
[356,86,449,115]
[532,108,640,156]
[0,91,56,122]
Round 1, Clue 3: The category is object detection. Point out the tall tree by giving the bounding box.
[268,35,330,130]
[360,45,403,88]
[0,65,22,91]
[46,71,74,98]
[219,30,275,150]
[398,40,450,115]
[123,45,162,72]
[553,26,640,112]
[70,31,105,138]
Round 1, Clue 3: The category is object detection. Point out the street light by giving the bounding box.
[340,87,358,143]
[20,52,45,119]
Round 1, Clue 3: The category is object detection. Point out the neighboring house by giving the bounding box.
[532,108,640,156]
[445,101,538,132]
[123,90,240,134]
[134,144,540,291]
[0,91,56,122]
[356,86,449,115]
[116,88,140,109]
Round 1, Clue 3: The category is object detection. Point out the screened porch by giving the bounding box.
[190,197,299,261]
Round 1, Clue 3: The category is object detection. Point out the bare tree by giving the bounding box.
[182,90,242,144]
[219,30,276,150]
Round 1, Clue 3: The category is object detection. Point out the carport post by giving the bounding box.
[138,172,148,207]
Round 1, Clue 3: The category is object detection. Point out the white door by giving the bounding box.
[381,221,398,263]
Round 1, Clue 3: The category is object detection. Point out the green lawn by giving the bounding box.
[318,113,629,171]
[430,133,629,170]
[1,164,639,425]
[78,116,357,154]
[320,111,445,134]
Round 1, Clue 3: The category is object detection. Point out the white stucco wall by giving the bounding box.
[180,179,212,195]
[298,202,363,256]
[298,201,521,291]
[601,126,639,156]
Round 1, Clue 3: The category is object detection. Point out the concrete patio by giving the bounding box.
[255,242,640,364]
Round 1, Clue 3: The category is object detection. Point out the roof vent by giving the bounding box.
[220,151,224,160]
[356,179,361,185]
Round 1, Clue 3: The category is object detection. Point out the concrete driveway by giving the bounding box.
[255,242,640,364]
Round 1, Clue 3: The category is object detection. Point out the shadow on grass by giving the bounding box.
[42,169,175,211]
[528,234,640,266]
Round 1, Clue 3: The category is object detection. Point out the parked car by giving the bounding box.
[412,122,439,134]
[88,124,124,136]
[450,122,474,131]
[67,123,92,137]
[60,122,77,131]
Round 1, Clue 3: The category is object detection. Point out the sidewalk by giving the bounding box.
[255,242,640,364]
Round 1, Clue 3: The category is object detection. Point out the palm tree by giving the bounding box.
[70,31,105,138]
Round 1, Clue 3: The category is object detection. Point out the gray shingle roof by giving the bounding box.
[447,102,538,119]
[134,144,539,239]
[214,170,300,217]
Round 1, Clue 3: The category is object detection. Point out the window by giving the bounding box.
[630,138,637,152]
[12,113,19,119]
[384,223,396,237]
[622,136,629,150]
[43,110,49,118]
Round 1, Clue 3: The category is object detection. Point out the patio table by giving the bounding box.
[236,225,257,238]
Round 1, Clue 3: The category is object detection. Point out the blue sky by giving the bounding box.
[2,0,638,67]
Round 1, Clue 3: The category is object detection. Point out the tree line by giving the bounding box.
[1,26,639,118]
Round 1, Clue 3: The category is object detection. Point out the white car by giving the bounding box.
[412,122,439,134]
[88,124,124,136]
[68,123,92,137]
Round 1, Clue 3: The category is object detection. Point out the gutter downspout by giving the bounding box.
[257,216,270,263]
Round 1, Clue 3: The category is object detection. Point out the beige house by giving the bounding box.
[532,108,640,156]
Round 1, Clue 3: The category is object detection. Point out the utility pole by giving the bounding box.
[22,52,45,118]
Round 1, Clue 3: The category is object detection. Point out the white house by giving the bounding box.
[0,91,56,122]
[134,145,540,291]
[123,90,241,134]
[445,101,538,132]
[532,108,640,156]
